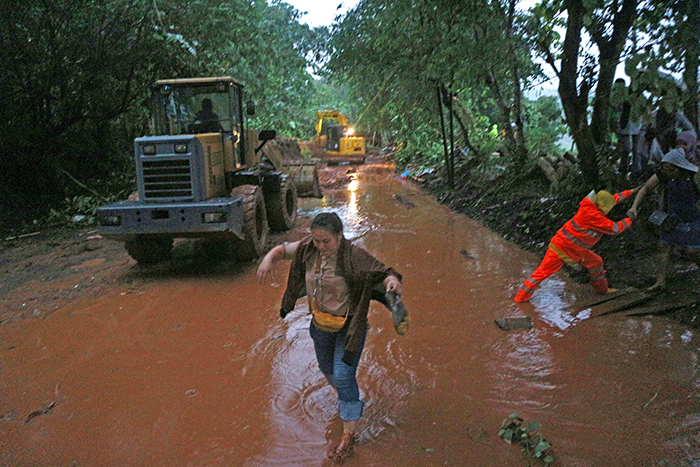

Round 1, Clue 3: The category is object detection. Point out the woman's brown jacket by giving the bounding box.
[280,236,401,365]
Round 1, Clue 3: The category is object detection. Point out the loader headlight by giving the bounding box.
[143,145,156,155]
[100,215,122,226]
[346,127,355,135]
[203,212,226,223]
[174,143,188,154]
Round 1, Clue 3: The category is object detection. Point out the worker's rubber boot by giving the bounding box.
[514,289,533,303]
[591,277,609,293]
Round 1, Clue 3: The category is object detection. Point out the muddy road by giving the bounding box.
[2,163,700,466]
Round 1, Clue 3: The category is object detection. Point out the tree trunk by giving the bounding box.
[504,0,528,166]
[452,97,479,154]
[589,0,637,146]
[558,0,637,188]
[559,0,599,187]
[682,1,699,129]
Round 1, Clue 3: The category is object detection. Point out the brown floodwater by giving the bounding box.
[1,164,699,466]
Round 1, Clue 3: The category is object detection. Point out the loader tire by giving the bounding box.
[125,236,173,264]
[265,175,297,232]
[230,185,268,261]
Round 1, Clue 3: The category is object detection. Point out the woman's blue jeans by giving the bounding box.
[309,320,366,421]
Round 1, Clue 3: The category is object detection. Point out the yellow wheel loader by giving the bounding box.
[97,76,315,264]
[315,110,365,164]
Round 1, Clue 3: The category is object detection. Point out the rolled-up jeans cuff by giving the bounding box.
[339,400,364,421]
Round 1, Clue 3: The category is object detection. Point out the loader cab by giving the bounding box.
[152,77,246,163]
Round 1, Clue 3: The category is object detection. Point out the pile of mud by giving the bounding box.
[261,136,304,162]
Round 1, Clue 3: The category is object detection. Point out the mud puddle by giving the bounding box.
[1,164,699,466]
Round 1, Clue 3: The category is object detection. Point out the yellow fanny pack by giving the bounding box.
[310,296,349,333]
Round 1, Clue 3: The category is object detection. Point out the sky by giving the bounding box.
[285,0,359,27]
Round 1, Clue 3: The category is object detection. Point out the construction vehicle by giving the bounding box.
[315,110,366,164]
[97,76,302,264]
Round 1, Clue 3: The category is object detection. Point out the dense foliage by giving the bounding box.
[0,0,325,231]
[325,0,545,170]
[329,0,698,189]
[1,0,698,233]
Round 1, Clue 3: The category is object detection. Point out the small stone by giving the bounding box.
[494,315,533,331]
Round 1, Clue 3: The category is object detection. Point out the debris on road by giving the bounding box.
[494,315,533,331]
[585,290,654,319]
[24,401,57,424]
[394,194,416,209]
[460,249,475,260]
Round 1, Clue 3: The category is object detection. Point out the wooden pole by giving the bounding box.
[436,85,453,188]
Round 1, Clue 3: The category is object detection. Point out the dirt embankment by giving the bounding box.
[417,171,700,327]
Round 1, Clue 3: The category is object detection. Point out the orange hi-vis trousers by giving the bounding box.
[514,248,609,303]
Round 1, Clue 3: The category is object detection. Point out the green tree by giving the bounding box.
[528,0,638,187]
[327,0,543,170]
[524,95,567,157]
[0,0,326,228]
[150,0,324,136]
[630,0,700,129]
[0,0,178,225]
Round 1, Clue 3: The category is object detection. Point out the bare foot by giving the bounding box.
[327,432,354,464]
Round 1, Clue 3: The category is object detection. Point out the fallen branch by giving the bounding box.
[623,299,696,316]
[25,401,57,424]
[642,389,659,409]
[59,169,106,201]
[2,231,41,241]
[576,288,633,309]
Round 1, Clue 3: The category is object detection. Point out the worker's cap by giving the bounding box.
[661,148,698,172]
[589,190,615,214]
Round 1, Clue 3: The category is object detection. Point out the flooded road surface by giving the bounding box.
[2,164,699,466]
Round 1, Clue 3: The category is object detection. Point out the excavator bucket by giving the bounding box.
[283,161,322,198]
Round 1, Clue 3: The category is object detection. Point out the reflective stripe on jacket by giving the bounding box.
[550,190,633,259]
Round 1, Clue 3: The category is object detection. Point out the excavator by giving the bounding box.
[315,110,366,164]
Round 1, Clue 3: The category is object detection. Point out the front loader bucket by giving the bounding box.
[283,161,322,198]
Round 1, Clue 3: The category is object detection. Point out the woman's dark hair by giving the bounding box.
[311,212,343,236]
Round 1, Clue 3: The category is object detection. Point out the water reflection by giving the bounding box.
[264,165,700,465]
[348,178,359,217]
[248,310,331,466]
[297,175,373,242]
[528,277,579,330]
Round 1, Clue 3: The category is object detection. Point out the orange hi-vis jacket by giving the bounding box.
[514,190,635,302]
[549,190,634,263]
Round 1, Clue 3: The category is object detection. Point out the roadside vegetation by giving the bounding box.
[2,1,698,323]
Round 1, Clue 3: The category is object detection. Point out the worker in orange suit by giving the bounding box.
[514,189,637,303]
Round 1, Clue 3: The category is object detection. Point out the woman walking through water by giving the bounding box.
[257,212,403,462]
